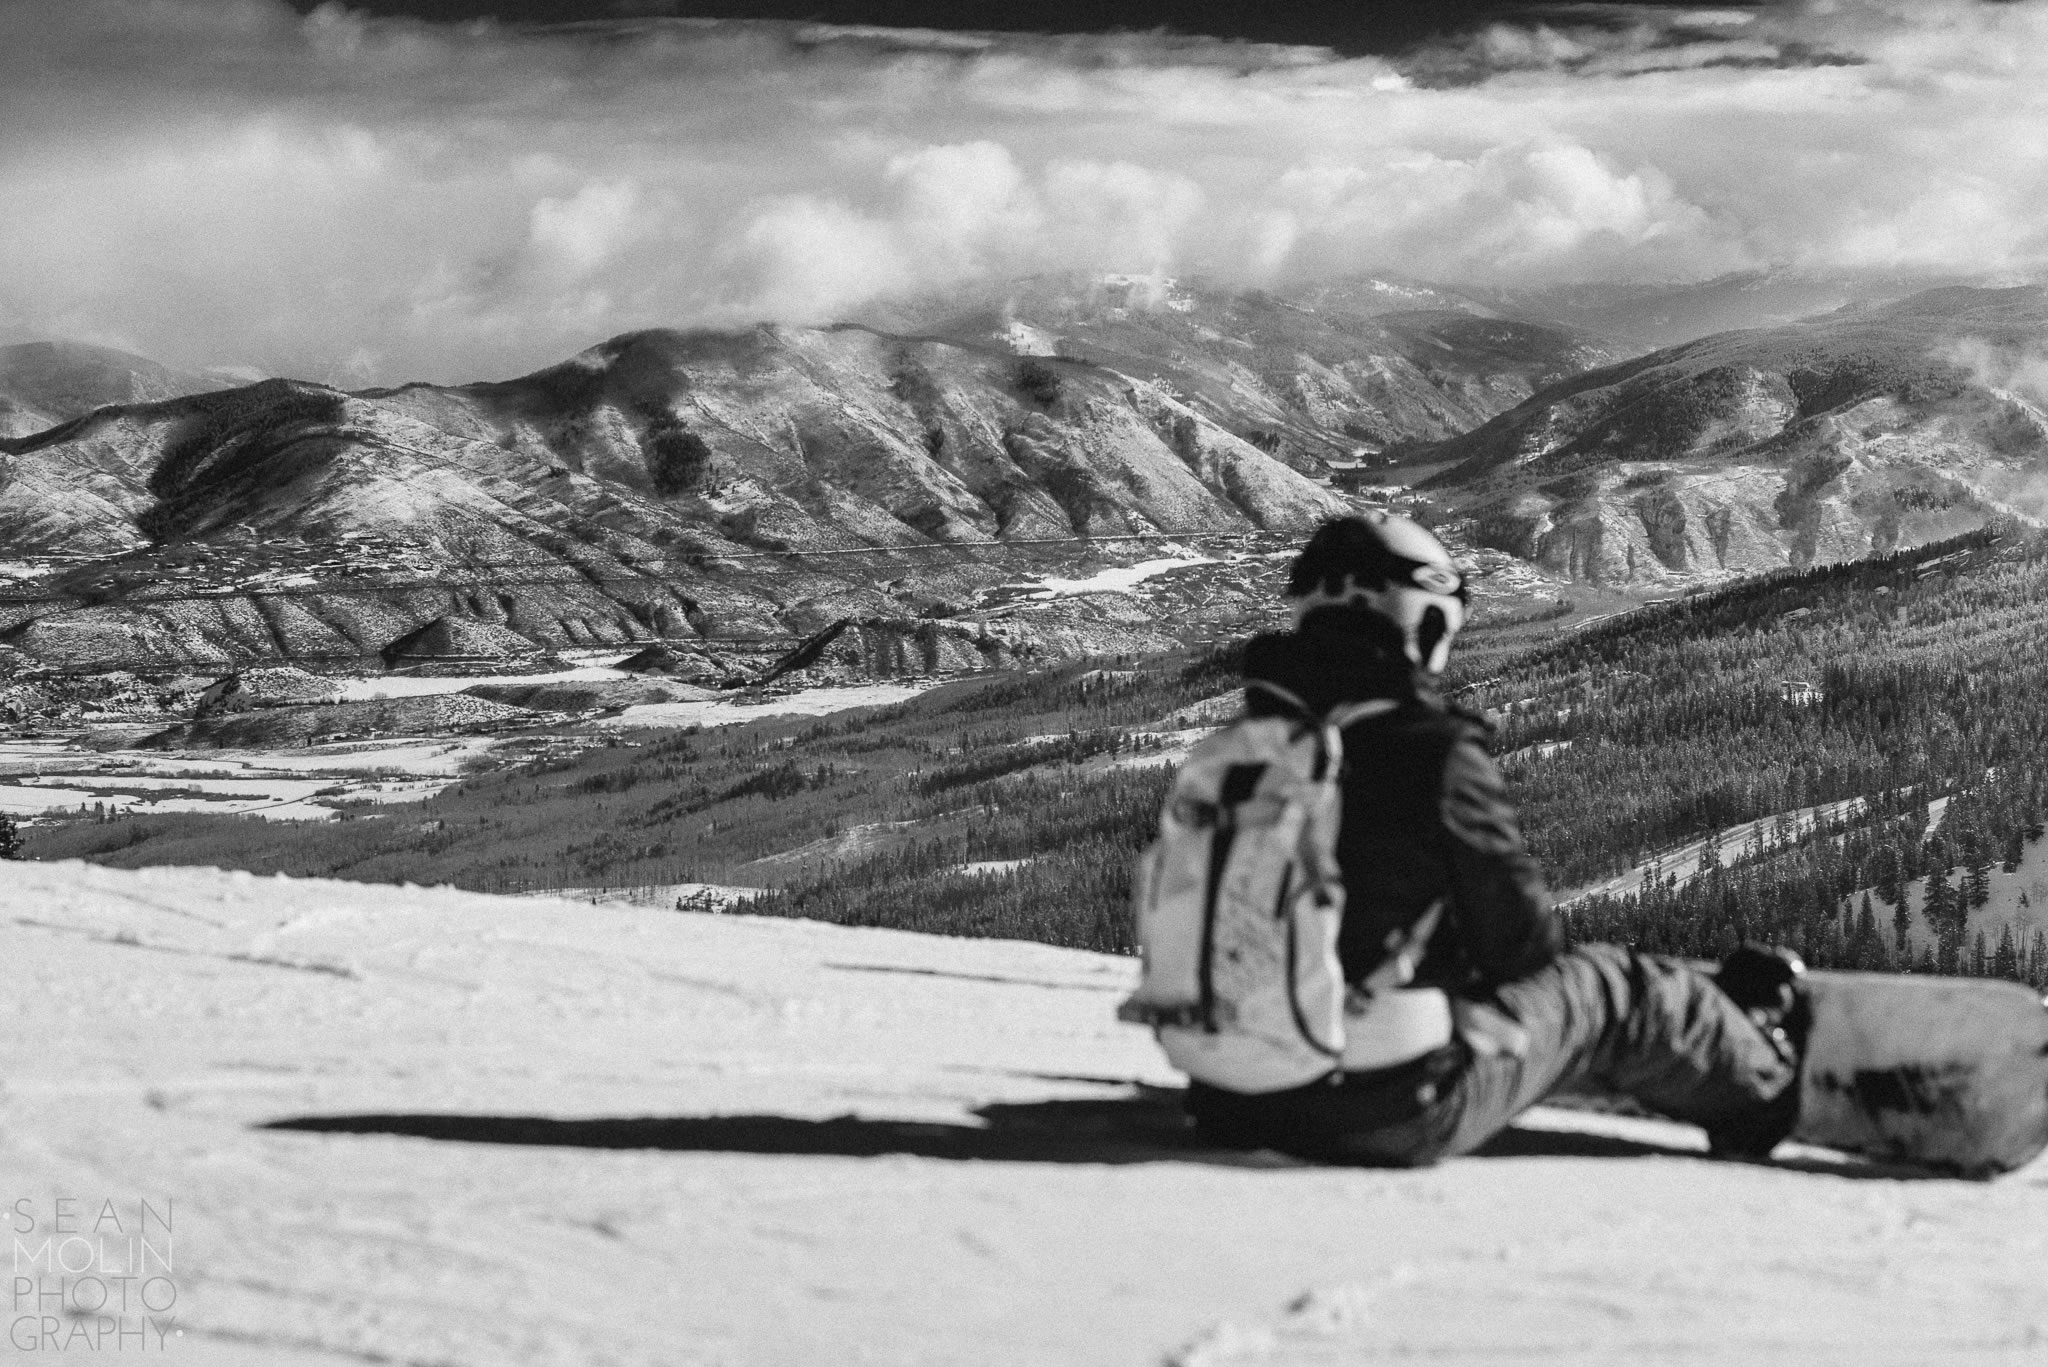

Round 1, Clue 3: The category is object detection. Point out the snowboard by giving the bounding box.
[1791,970,2048,1177]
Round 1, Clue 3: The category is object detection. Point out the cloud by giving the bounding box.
[529,180,644,280]
[1941,335,2048,409]
[3,0,2048,384]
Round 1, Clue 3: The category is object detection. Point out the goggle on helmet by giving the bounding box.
[1288,514,1470,675]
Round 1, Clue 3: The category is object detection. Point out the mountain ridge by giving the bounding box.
[1426,285,2048,586]
[0,318,1349,672]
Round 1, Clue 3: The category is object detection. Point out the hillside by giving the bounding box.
[1426,286,2048,586]
[6,857,2041,1366]
[0,324,1350,673]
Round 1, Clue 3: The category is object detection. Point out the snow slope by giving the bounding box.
[6,860,2048,1365]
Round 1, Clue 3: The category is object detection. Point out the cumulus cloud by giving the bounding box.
[4,0,2048,383]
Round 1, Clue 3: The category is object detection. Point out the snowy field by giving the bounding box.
[0,737,505,822]
[973,552,1224,610]
[0,683,945,823]
[7,860,2048,1365]
[1017,554,1217,598]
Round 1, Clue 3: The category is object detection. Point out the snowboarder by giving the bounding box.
[1179,513,1803,1164]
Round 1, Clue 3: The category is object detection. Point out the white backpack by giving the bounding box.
[1118,683,1441,1092]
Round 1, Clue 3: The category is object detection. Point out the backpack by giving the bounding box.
[1118,681,1441,1092]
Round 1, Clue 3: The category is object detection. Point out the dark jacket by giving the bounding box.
[1242,607,1561,992]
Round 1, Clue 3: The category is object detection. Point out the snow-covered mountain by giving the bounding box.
[1429,286,2048,586]
[864,273,1618,458]
[0,323,1350,670]
[5,856,2041,1365]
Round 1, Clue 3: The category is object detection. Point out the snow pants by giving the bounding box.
[1184,944,1798,1165]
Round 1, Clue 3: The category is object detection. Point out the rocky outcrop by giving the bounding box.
[380,616,547,671]
[612,643,728,683]
[195,666,342,716]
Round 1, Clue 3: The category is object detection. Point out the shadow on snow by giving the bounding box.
[257,1085,1758,1168]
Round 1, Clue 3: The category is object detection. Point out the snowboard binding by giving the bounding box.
[1715,943,1811,1065]
[1705,943,1810,1159]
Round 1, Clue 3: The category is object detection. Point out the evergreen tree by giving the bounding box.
[0,812,19,861]
[1967,854,1992,910]
[1697,828,1723,876]
[1850,891,1876,969]
[1893,884,1913,959]
[1972,928,1990,977]
[1995,923,2019,980]
[1876,843,1901,905]
[1926,872,1951,940]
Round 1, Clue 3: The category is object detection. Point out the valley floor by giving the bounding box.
[6,861,2047,1365]
[0,680,942,824]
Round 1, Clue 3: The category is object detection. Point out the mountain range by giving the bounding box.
[3,275,2043,674]
[860,273,1617,459]
[0,277,1613,674]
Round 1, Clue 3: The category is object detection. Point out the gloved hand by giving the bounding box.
[1452,998,1530,1059]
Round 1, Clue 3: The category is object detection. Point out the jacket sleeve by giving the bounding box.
[1437,733,1563,984]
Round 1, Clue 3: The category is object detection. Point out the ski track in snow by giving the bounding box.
[1557,795,1951,906]
[6,859,2048,1366]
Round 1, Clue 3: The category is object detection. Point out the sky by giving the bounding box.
[3,0,2047,385]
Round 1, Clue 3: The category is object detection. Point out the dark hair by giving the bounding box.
[1285,516,1409,598]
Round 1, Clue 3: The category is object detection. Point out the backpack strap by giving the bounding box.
[1245,685,1398,781]
[1325,698,1399,730]
[1243,682,1400,733]
[1350,898,1446,1001]
[1244,677,1316,720]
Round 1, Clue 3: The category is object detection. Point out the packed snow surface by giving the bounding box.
[6,860,2048,1365]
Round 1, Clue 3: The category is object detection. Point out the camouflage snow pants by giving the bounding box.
[1184,944,1798,1165]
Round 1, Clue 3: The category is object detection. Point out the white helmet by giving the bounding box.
[1285,513,1469,674]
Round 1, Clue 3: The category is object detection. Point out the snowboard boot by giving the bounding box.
[1705,943,1810,1159]
[1714,942,1811,1065]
